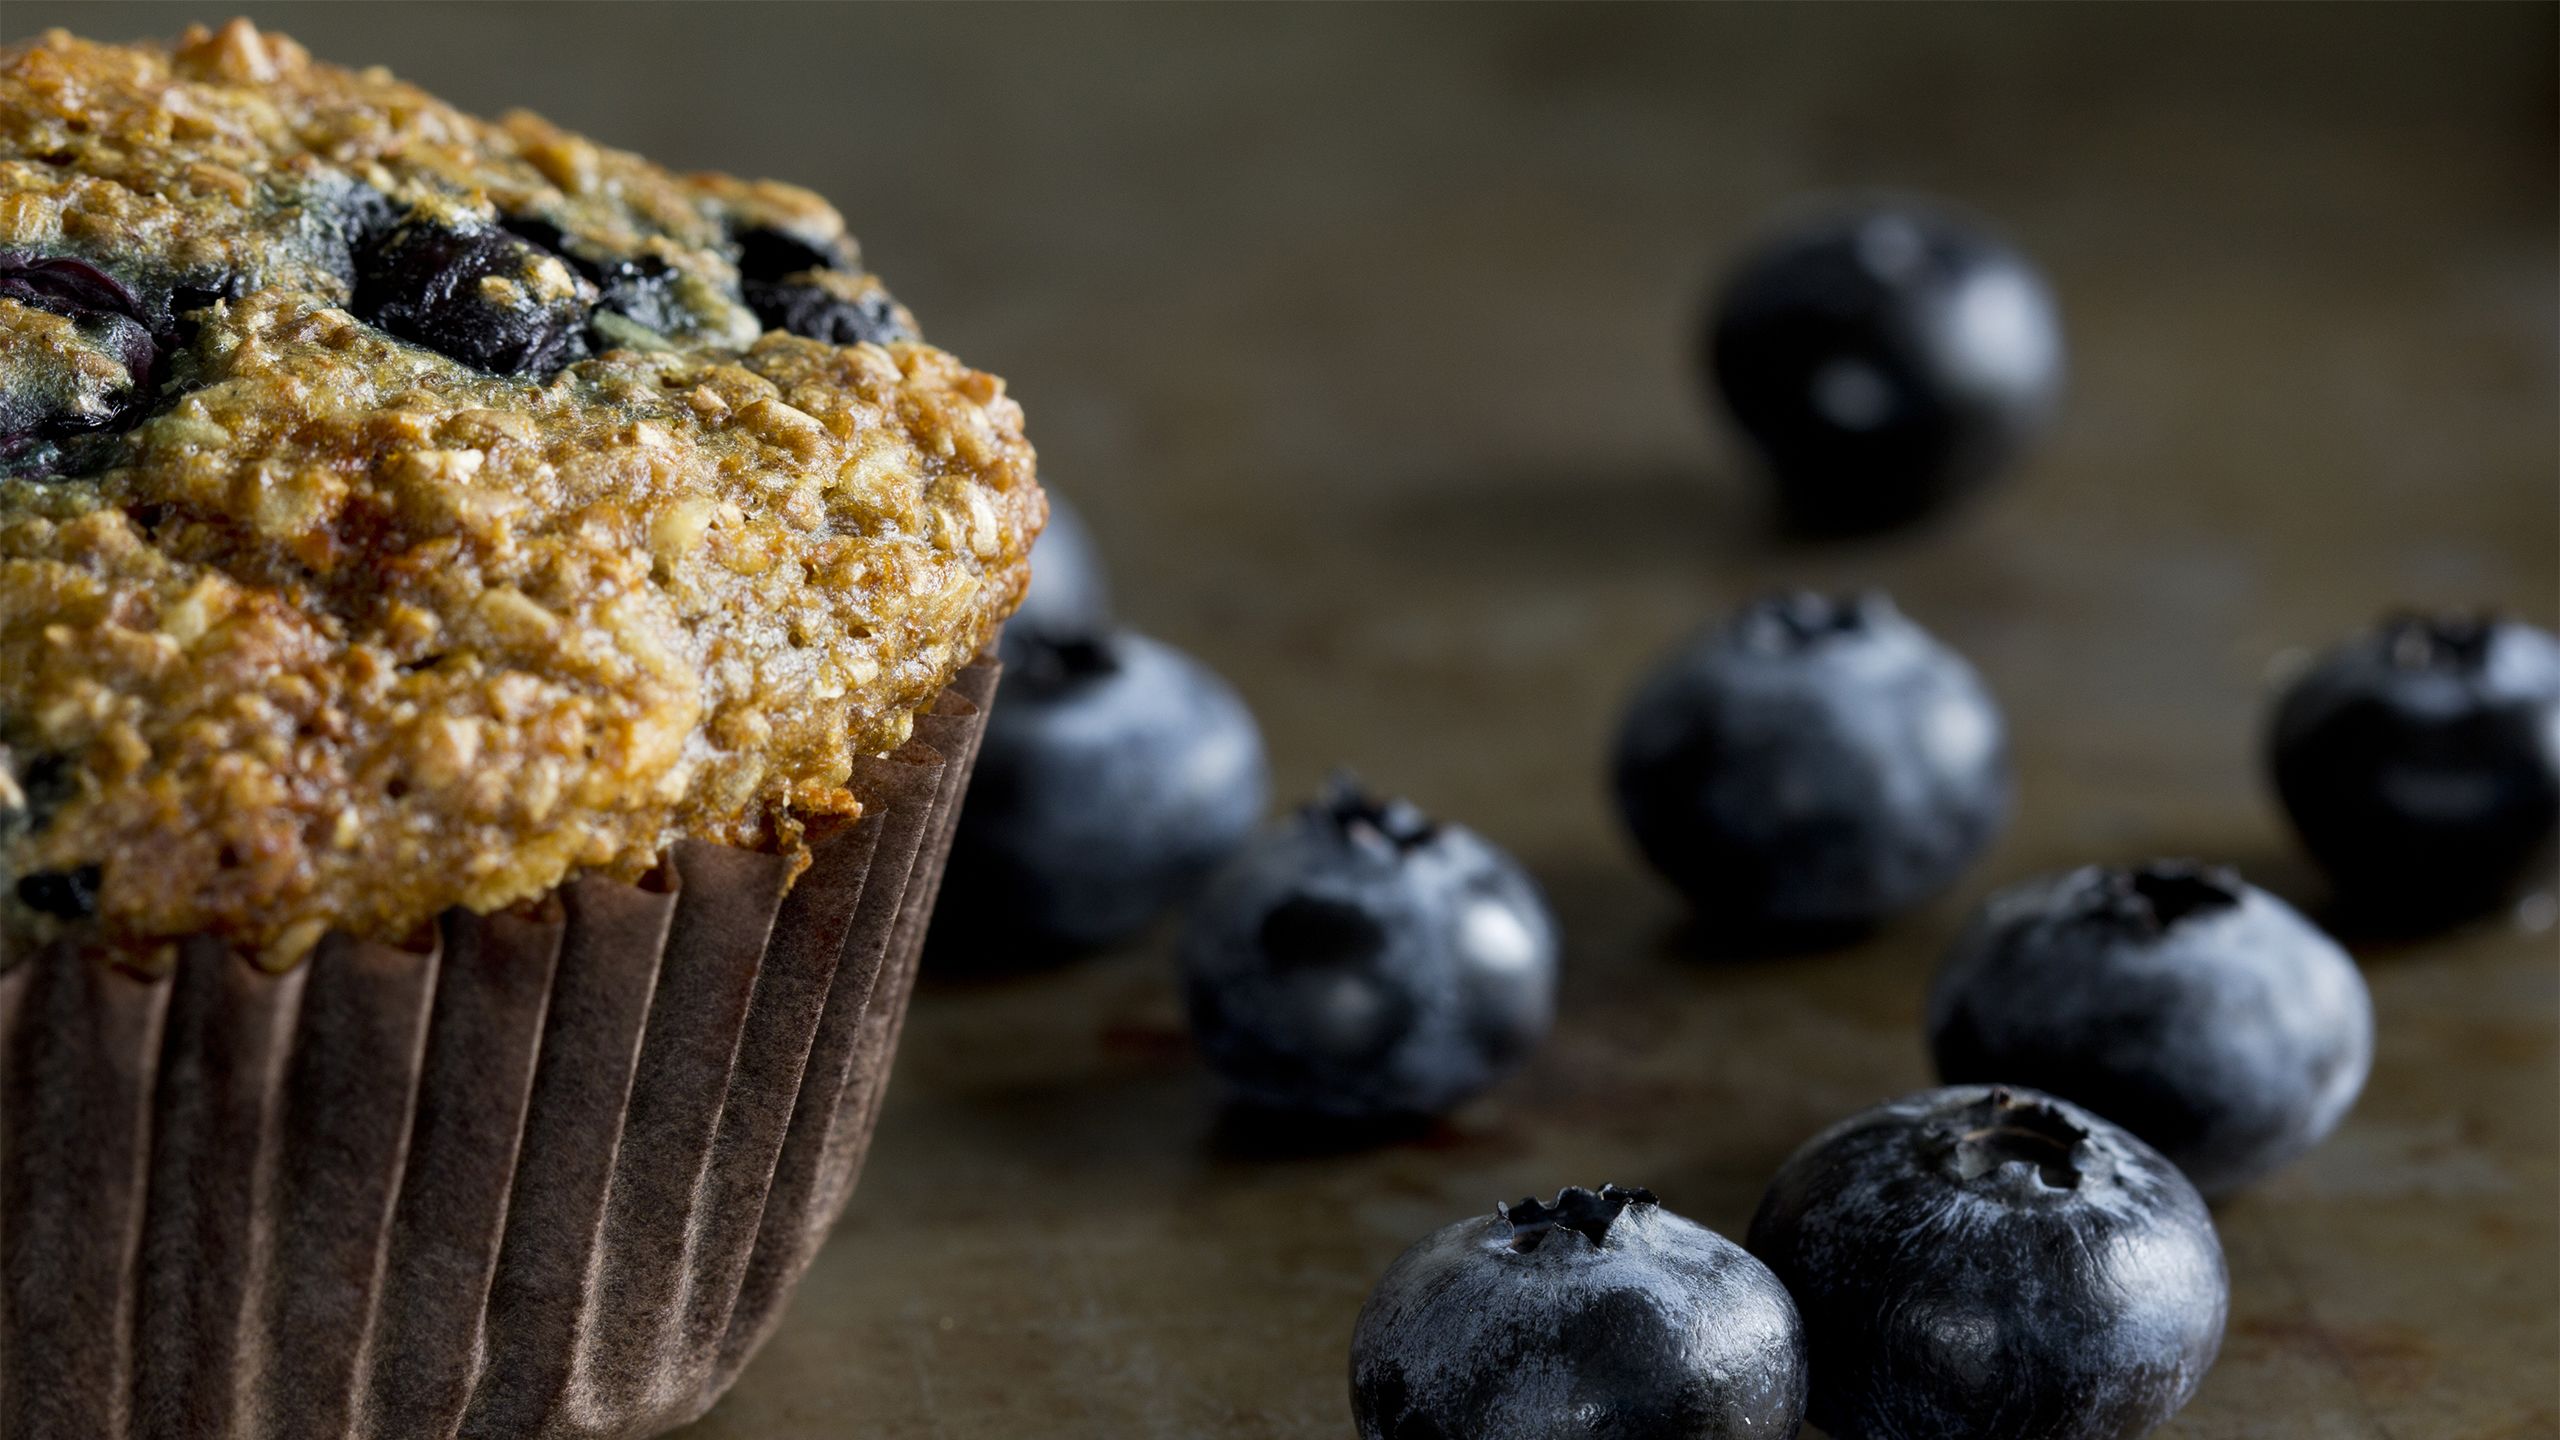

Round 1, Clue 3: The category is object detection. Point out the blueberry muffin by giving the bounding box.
[0,20,1042,965]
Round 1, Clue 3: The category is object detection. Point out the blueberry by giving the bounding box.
[0,309,150,449]
[15,864,101,921]
[0,749,78,840]
[330,180,402,269]
[1747,1086,2227,1440]
[162,270,251,345]
[1352,1184,1805,1440]
[2269,612,2560,926]
[934,626,1267,957]
[0,251,163,467]
[0,252,155,333]
[501,215,687,338]
[586,256,686,336]
[733,224,854,281]
[0,251,239,365]
[353,219,594,377]
[743,276,913,347]
[1928,862,2373,1196]
[728,222,912,346]
[1179,775,1556,1121]
[497,215,577,262]
[1611,591,2010,937]
[1707,199,2063,532]
[1005,493,1111,651]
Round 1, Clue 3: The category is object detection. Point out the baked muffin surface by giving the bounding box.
[0,21,1041,963]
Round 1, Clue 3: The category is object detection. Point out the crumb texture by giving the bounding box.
[0,21,1041,961]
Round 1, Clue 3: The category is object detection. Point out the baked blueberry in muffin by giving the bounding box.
[0,21,1043,963]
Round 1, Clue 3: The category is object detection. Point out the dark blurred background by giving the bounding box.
[9,5,2552,1436]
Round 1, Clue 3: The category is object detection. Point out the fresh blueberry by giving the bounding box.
[1612,591,2010,938]
[1008,493,1112,642]
[1179,776,1557,1121]
[353,219,594,377]
[1748,1086,2227,1440]
[1707,198,2063,532]
[1353,1184,1805,1440]
[1928,862,2373,1196]
[2269,612,2560,926]
[934,626,1267,958]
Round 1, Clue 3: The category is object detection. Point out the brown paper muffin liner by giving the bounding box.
[0,655,997,1440]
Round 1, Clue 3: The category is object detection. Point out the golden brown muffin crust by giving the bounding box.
[0,21,1041,964]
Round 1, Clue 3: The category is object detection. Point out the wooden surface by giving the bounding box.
[14,5,2557,1436]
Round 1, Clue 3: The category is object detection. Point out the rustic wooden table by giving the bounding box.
[19,5,2555,1435]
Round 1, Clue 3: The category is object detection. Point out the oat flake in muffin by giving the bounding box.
[0,20,1042,964]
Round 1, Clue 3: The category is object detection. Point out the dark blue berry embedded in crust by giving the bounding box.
[0,252,163,466]
[15,864,102,920]
[494,214,575,262]
[733,224,853,282]
[501,214,688,340]
[731,221,911,346]
[352,220,595,378]
[743,277,913,347]
[12,753,78,833]
[0,251,251,476]
[0,252,155,331]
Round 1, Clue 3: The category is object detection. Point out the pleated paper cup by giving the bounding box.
[0,654,996,1440]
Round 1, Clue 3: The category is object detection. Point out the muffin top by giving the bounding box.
[0,20,1041,965]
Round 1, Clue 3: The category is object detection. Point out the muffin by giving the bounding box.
[0,19,1036,1438]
